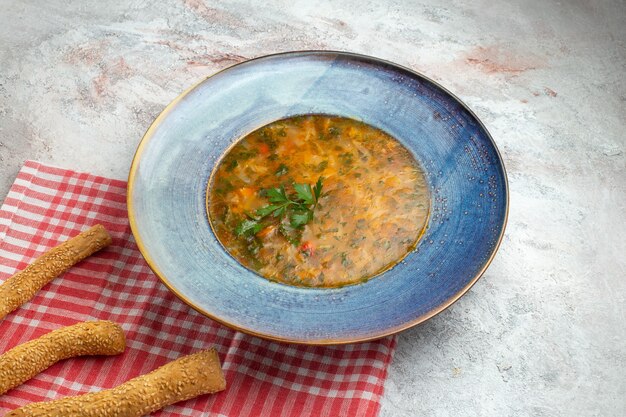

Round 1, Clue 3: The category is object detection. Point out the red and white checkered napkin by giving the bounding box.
[0,161,396,417]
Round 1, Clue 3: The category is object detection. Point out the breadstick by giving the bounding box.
[0,224,112,320]
[0,321,125,396]
[4,349,227,417]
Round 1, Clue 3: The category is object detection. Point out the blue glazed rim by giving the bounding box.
[128,51,509,344]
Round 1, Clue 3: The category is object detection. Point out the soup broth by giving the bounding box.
[208,115,429,287]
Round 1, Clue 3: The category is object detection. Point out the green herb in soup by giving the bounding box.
[208,115,429,287]
[235,177,324,237]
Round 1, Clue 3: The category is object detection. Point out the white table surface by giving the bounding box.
[1,1,624,416]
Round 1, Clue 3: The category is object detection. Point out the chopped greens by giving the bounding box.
[315,160,328,172]
[275,163,289,176]
[235,219,264,237]
[234,177,324,244]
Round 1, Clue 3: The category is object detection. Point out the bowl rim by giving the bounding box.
[127,50,510,345]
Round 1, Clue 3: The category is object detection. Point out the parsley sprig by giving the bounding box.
[235,177,324,238]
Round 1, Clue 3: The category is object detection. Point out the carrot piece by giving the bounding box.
[258,143,270,155]
[257,225,276,239]
[237,187,256,199]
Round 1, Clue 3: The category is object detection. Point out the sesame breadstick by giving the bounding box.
[4,349,226,417]
[0,224,112,321]
[0,321,126,396]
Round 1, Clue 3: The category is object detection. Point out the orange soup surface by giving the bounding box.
[208,115,429,287]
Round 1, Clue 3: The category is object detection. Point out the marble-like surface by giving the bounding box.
[1,1,624,416]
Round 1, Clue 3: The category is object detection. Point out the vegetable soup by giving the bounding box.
[208,115,429,287]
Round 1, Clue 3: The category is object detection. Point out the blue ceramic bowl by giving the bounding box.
[128,51,508,344]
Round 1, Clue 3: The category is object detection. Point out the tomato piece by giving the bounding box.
[258,143,270,155]
[299,241,315,256]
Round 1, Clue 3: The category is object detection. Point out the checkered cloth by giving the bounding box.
[0,161,396,416]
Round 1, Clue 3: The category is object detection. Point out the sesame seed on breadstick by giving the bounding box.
[0,224,112,321]
[4,349,226,417]
[0,321,126,396]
